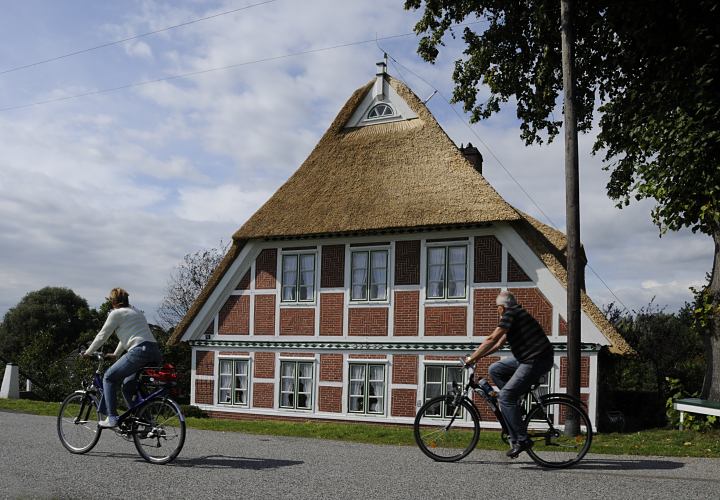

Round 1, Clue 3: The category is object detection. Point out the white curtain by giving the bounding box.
[370,251,387,300]
[447,247,466,297]
[351,252,368,300]
[282,256,298,301]
[427,248,445,298]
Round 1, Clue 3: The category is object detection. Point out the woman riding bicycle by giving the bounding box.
[82,288,162,428]
[464,290,553,458]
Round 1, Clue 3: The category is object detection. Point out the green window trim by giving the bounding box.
[350,249,388,302]
[279,360,314,410]
[281,253,316,303]
[348,363,386,415]
[422,364,464,418]
[426,245,467,300]
[218,358,250,406]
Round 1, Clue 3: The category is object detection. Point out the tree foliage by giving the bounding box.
[405,0,720,399]
[157,242,229,330]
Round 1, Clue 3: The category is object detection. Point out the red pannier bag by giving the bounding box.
[140,363,178,387]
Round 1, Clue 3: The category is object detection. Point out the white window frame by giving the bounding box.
[218,358,250,406]
[366,102,395,120]
[425,243,468,300]
[422,364,465,418]
[347,362,386,415]
[279,360,314,410]
[350,249,389,302]
[281,252,316,303]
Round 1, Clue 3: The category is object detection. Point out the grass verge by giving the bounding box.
[3,398,719,458]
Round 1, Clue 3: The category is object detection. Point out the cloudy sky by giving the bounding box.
[0,0,711,323]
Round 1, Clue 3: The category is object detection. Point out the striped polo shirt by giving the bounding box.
[499,304,552,362]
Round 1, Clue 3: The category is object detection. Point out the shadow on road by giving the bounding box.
[172,454,304,470]
[552,457,685,471]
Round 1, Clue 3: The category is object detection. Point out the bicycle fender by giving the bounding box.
[539,393,587,409]
[163,397,186,422]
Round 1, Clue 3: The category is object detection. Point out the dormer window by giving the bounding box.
[367,103,394,120]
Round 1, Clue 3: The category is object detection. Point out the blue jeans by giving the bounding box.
[489,354,554,443]
[99,342,162,417]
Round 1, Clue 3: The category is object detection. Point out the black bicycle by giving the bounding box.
[57,351,186,464]
[414,361,592,468]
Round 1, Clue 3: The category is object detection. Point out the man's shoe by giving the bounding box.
[98,416,119,428]
[506,439,533,458]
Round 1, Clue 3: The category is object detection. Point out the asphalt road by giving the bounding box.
[1,410,718,499]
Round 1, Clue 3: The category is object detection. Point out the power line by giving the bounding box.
[0,0,279,76]
[382,50,632,314]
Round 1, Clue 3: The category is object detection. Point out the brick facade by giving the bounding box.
[254,295,276,335]
[321,245,345,288]
[473,288,501,336]
[474,235,502,283]
[559,356,590,388]
[218,295,250,335]
[252,382,274,408]
[320,293,344,336]
[391,389,416,417]
[558,314,567,336]
[280,307,315,335]
[348,308,388,336]
[254,352,275,378]
[508,287,552,335]
[392,354,418,384]
[236,270,251,291]
[394,240,420,285]
[319,354,343,382]
[255,249,277,289]
[195,350,214,376]
[194,379,214,405]
[393,291,419,336]
[424,306,467,336]
[507,254,531,282]
[318,386,343,412]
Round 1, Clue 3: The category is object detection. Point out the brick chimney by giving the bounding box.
[460,142,483,174]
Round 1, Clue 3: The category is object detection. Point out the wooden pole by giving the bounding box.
[561,0,582,411]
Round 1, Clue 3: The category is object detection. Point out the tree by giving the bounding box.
[157,242,228,330]
[405,0,720,400]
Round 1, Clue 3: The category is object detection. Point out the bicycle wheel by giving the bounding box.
[524,399,592,468]
[132,398,186,464]
[414,395,480,462]
[57,392,102,454]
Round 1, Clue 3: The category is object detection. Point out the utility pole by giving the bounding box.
[560,0,582,416]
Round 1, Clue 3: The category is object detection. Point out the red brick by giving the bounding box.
[321,245,345,288]
[194,379,214,405]
[348,354,386,359]
[348,308,388,336]
[255,249,277,289]
[320,293,344,336]
[318,386,342,413]
[392,355,418,384]
[218,295,249,335]
[394,291,419,336]
[254,352,275,378]
[474,236,502,283]
[280,307,315,335]
[254,295,276,335]
[394,240,420,285]
[424,306,467,336]
[473,288,501,336]
[391,389,417,417]
[508,288,552,335]
[236,270,251,291]
[252,382,274,408]
[559,356,590,388]
[320,354,343,382]
[558,314,568,336]
[507,254,531,282]
[195,351,214,376]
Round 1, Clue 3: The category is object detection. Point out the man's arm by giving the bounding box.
[465,327,508,365]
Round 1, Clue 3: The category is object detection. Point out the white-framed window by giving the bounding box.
[348,363,386,414]
[525,369,553,417]
[426,245,467,299]
[350,250,388,301]
[281,253,315,302]
[218,358,250,406]
[422,364,464,417]
[279,360,314,410]
[366,103,394,119]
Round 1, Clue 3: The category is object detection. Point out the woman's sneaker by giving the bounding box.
[98,415,119,428]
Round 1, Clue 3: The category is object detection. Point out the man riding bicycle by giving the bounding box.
[464,290,553,458]
[82,288,162,428]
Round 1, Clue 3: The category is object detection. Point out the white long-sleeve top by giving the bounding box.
[85,306,157,357]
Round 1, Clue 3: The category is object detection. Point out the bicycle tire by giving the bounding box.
[524,399,592,468]
[57,392,102,454]
[132,398,186,464]
[414,395,480,462]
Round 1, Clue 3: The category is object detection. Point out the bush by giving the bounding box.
[665,377,719,431]
[181,404,208,418]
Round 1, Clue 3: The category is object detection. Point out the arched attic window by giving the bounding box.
[366,103,395,120]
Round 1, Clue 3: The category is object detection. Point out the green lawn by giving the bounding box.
[3,398,719,458]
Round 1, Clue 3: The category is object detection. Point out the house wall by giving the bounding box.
[188,226,604,427]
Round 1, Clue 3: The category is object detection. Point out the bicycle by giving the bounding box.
[57,351,186,464]
[414,360,592,468]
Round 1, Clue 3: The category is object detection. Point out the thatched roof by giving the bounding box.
[168,76,630,354]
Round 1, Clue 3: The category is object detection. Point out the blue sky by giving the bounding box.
[0,0,711,322]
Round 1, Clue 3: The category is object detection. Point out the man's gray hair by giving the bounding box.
[496,290,517,308]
